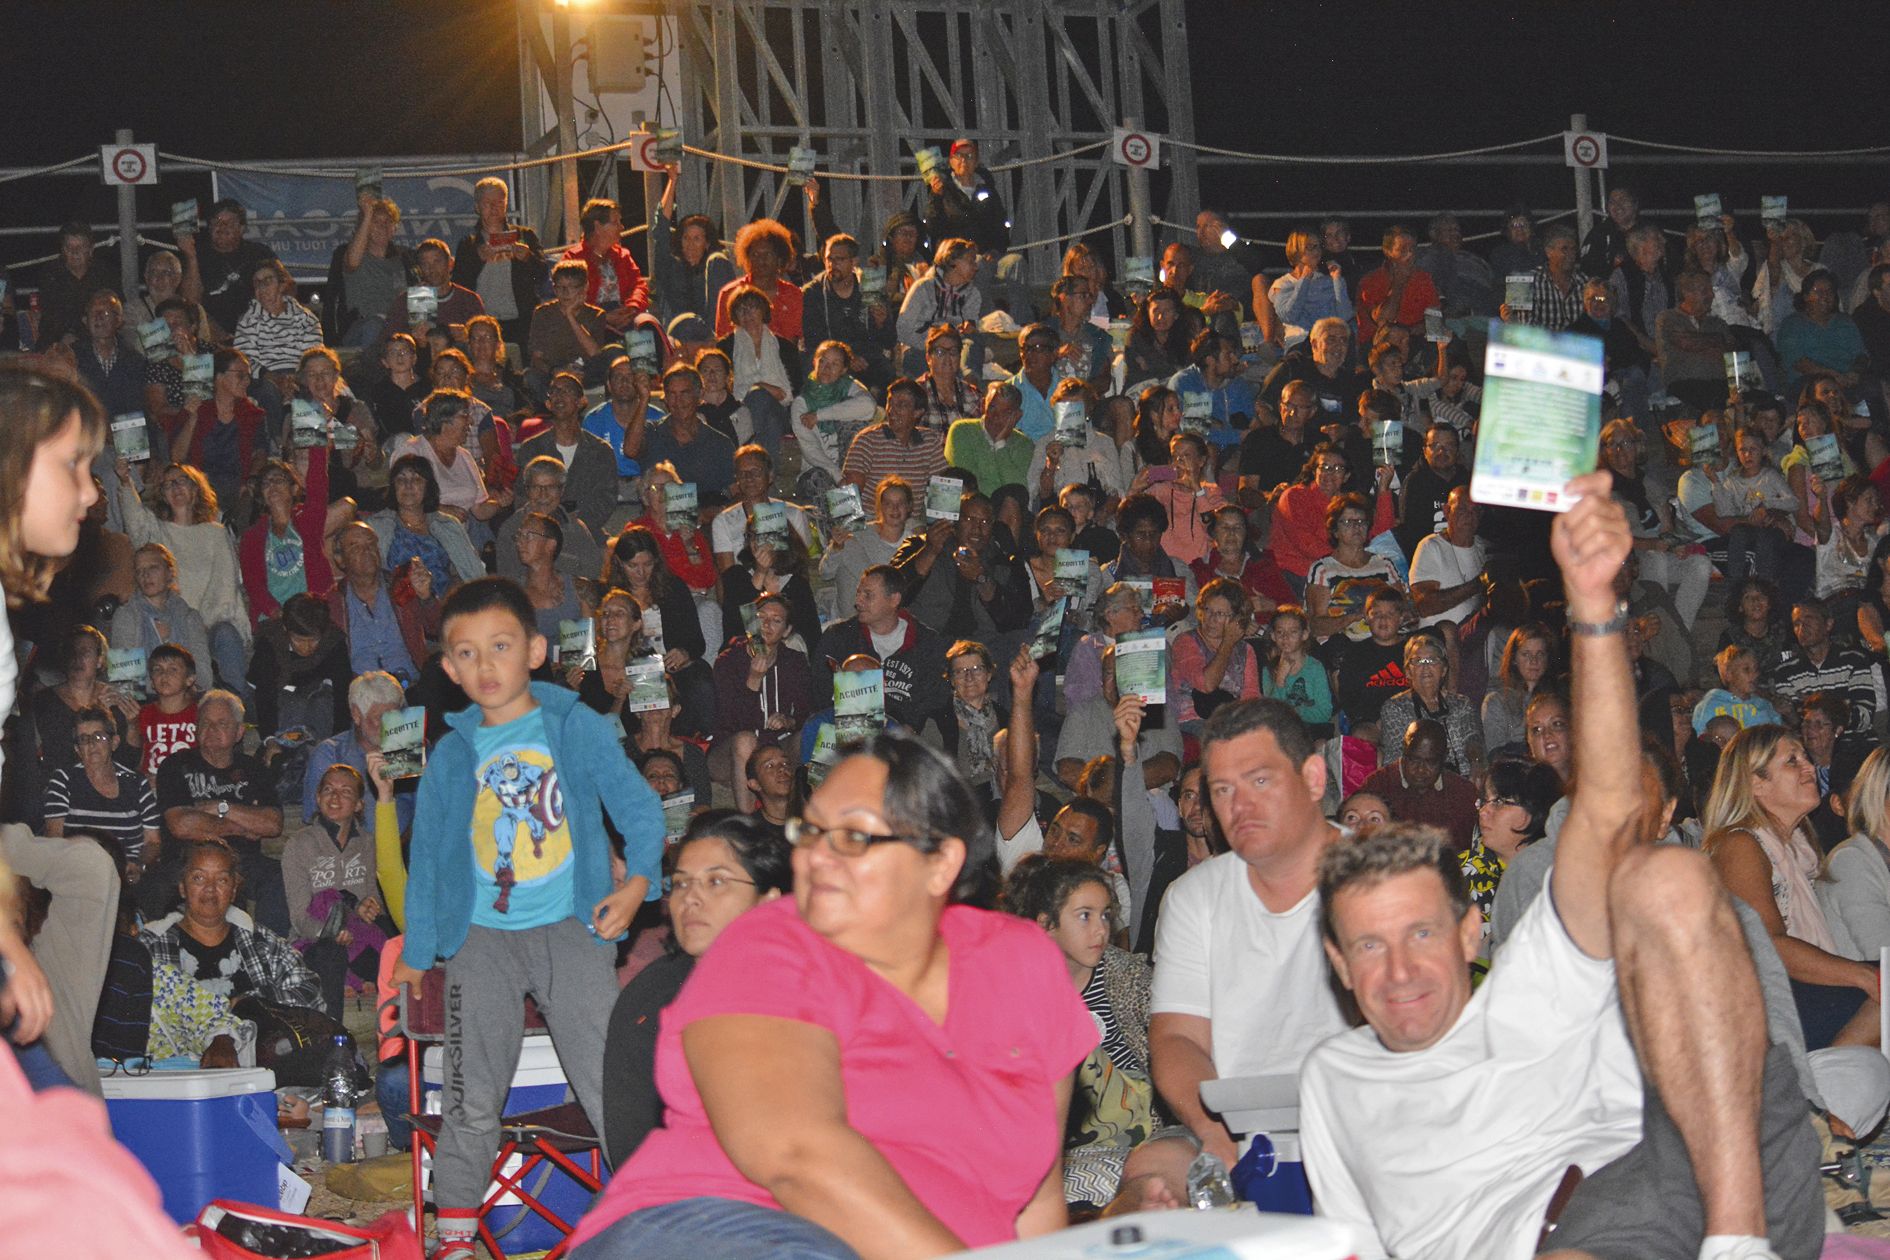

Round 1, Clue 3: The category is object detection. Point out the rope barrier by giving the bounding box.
[1607,135,1890,159]
[0,154,97,186]
[679,139,1111,183]
[1153,207,1576,253]
[1008,214,1131,253]
[13,128,1889,192]
[154,141,640,181]
[1165,133,1567,166]
[5,234,121,271]
[154,136,1112,187]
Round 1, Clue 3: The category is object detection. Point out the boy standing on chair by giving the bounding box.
[393,577,663,1260]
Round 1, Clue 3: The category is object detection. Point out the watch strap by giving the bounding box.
[1569,600,1630,637]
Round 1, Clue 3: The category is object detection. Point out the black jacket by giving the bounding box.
[451,222,548,330]
[923,167,1011,255]
[888,535,1033,642]
[814,611,951,740]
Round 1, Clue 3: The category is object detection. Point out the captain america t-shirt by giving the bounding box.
[468,706,576,931]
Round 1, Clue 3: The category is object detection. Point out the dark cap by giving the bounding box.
[667,312,712,343]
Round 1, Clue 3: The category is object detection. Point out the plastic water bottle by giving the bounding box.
[321,1033,357,1164]
[1185,1149,1236,1209]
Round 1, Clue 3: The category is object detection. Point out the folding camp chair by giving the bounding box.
[395,971,605,1260]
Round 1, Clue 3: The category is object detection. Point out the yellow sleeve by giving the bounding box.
[375,799,408,930]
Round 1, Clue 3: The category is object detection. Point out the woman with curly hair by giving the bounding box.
[713,217,802,343]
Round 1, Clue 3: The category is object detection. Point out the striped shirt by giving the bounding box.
[45,763,161,862]
[232,298,324,373]
[1773,646,1886,737]
[1523,269,1591,334]
[841,423,947,494]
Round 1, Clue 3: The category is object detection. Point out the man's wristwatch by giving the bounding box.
[1569,600,1631,637]
[216,800,230,818]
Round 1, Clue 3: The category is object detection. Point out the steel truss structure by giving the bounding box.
[647,0,1196,282]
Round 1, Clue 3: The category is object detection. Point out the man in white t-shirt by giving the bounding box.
[1408,487,1485,630]
[1149,692,1349,1169]
[1301,473,1821,1260]
[709,444,810,569]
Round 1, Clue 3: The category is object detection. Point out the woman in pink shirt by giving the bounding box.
[1148,432,1224,565]
[571,728,1097,1260]
[1171,577,1263,737]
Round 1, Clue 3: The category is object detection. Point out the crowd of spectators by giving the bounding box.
[7,151,1890,1259]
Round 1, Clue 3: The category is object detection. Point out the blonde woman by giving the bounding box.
[1703,724,1878,1049]
[1752,218,1818,337]
[1268,228,1353,347]
[1820,747,1890,963]
[114,457,251,697]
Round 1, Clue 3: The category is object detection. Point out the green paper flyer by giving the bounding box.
[1114,629,1168,705]
[1469,321,1604,513]
[834,668,885,746]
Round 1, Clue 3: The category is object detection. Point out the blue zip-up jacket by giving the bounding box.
[403,683,664,968]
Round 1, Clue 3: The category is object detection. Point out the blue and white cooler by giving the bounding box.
[102,1066,293,1223]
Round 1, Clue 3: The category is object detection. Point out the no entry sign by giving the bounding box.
[1113,128,1161,170]
[627,132,663,173]
[101,143,158,186]
[1562,131,1609,170]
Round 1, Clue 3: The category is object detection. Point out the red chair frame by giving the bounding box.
[395,972,605,1260]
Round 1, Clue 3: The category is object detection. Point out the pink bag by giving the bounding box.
[1333,733,1380,800]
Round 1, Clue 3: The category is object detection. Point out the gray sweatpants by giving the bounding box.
[2,824,119,1095]
[435,918,619,1212]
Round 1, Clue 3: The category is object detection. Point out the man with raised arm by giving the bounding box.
[1301,472,1821,1260]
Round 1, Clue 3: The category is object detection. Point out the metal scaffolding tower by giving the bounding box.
[521,0,1198,283]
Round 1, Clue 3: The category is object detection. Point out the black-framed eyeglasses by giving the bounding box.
[786,816,935,857]
[664,872,756,899]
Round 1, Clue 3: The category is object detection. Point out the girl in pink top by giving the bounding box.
[1149,432,1224,565]
[1171,578,1263,735]
[571,729,1097,1260]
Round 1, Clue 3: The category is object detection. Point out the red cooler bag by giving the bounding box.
[188,1202,423,1260]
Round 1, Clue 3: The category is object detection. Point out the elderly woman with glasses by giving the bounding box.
[571,729,1098,1260]
[1269,443,1394,593]
[1457,758,1562,971]
[1375,631,1485,780]
[393,388,513,532]
[601,812,792,1169]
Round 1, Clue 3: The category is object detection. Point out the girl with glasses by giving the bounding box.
[601,812,791,1169]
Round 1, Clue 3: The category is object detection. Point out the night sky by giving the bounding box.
[5,1,1887,266]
